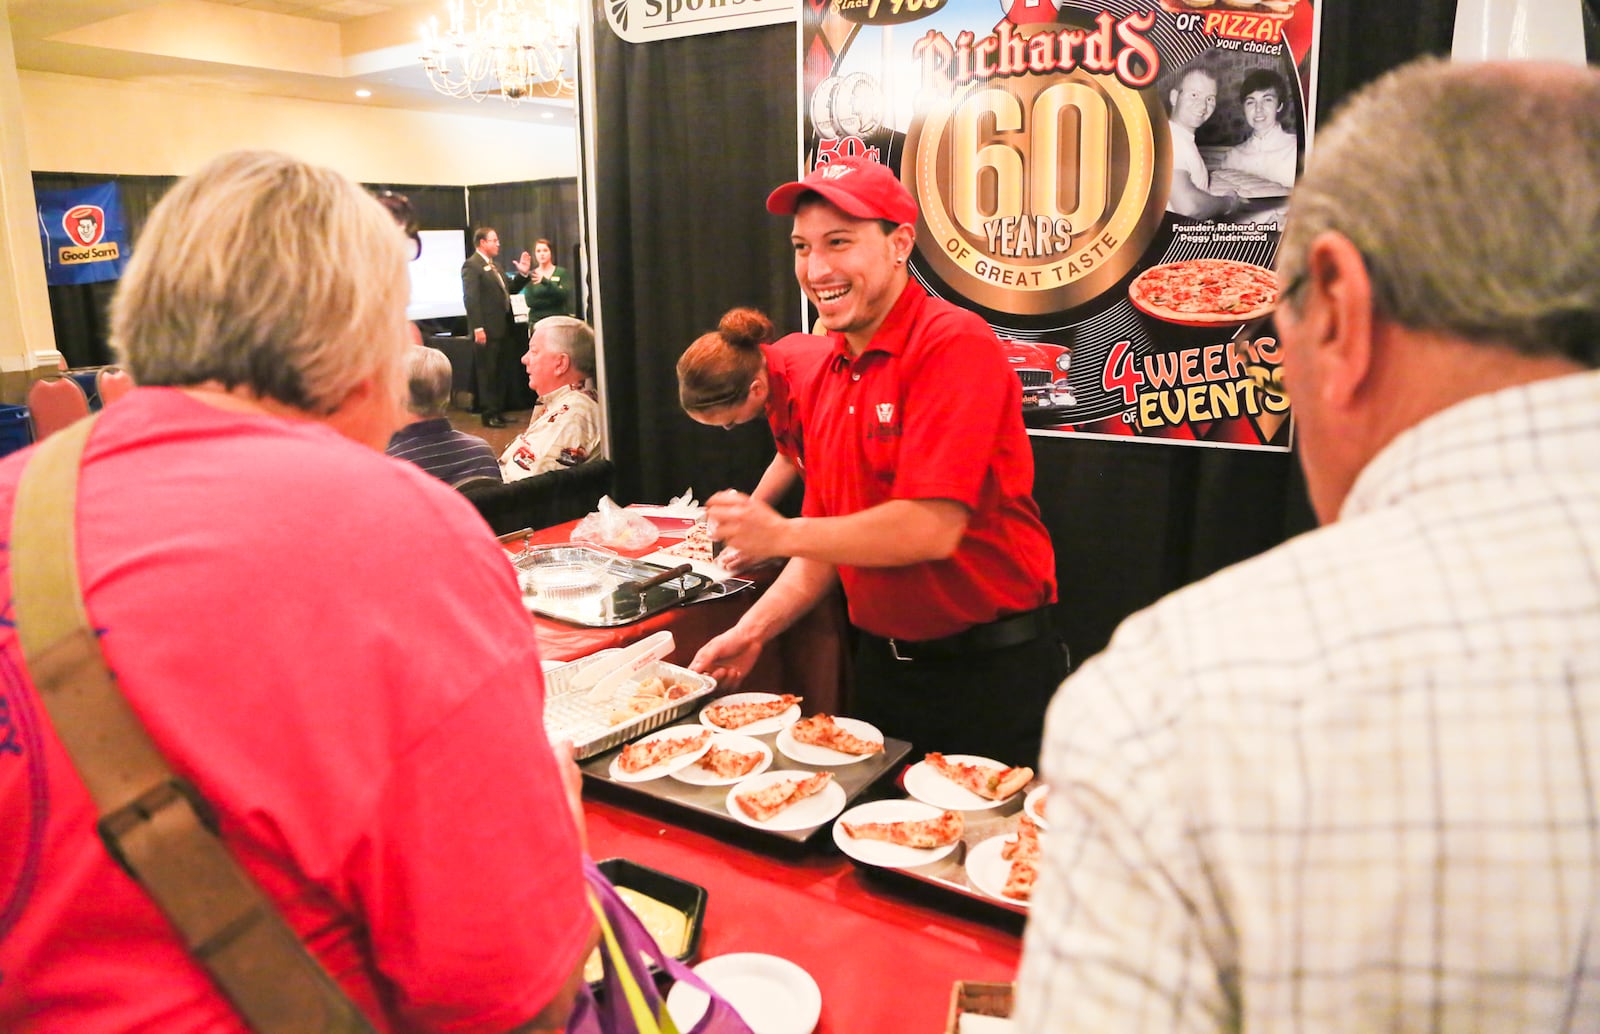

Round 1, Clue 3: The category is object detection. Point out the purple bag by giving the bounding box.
[567,858,755,1034]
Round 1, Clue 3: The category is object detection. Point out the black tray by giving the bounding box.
[590,857,708,989]
[581,715,911,848]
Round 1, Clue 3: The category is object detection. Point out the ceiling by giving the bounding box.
[6,0,576,126]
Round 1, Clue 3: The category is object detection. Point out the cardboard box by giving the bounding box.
[945,980,1014,1033]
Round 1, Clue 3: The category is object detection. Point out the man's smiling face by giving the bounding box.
[790,198,910,347]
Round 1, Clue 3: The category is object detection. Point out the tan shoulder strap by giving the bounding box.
[11,416,376,1034]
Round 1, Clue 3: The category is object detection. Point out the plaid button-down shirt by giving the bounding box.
[1017,369,1600,1032]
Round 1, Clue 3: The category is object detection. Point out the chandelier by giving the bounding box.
[420,0,578,103]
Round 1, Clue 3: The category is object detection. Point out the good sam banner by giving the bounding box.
[37,183,128,287]
[800,0,1322,449]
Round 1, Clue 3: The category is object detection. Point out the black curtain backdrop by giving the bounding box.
[33,172,177,368]
[38,174,474,368]
[362,182,471,234]
[31,174,586,384]
[587,0,1508,666]
[466,177,583,320]
[590,13,803,509]
[465,177,583,409]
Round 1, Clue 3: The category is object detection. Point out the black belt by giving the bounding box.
[870,606,1053,663]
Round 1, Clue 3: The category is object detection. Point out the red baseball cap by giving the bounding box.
[766,158,918,225]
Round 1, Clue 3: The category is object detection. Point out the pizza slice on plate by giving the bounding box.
[925,752,1033,801]
[998,815,1041,900]
[616,729,711,774]
[660,522,715,562]
[1001,858,1038,901]
[1001,814,1041,863]
[733,772,834,823]
[702,694,801,730]
[840,809,964,849]
[695,745,764,779]
[790,714,883,756]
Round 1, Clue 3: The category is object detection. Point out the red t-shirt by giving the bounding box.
[801,282,1057,640]
[0,390,590,1033]
[762,333,831,471]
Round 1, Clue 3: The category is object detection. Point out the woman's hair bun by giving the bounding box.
[718,307,776,349]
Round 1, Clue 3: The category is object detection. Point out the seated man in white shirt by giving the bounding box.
[500,316,604,481]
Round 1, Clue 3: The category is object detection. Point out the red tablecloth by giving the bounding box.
[512,522,851,714]
[585,798,1021,1033]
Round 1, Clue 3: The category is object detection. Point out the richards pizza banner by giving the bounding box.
[36,183,128,287]
[800,0,1321,449]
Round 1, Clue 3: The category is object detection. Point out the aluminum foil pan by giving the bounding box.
[543,656,717,759]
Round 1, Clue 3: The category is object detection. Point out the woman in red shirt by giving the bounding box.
[676,306,831,508]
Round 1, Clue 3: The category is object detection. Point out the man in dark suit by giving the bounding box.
[460,227,529,427]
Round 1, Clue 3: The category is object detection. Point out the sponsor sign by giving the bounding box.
[800,0,1323,449]
[37,184,128,287]
[605,0,794,43]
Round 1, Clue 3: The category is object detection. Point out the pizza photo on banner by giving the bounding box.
[800,0,1322,449]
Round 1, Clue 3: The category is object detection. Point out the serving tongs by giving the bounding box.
[606,562,704,622]
[573,630,677,704]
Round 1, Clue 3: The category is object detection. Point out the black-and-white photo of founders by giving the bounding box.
[1163,53,1304,227]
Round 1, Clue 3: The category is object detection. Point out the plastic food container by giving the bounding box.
[590,857,708,989]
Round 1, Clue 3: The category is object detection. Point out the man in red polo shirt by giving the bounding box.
[692,158,1065,767]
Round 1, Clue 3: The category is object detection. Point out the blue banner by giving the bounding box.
[37,183,128,286]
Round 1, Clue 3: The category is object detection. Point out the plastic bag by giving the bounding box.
[567,858,754,1034]
[660,489,699,517]
[573,496,660,551]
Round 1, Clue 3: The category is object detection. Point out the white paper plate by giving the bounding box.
[607,727,714,783]
[774,717,884,766]
[668,733,773,786]
[667,952,821,1034]
[965,833,1030,908]
[724,771,847,832]
[699,692,803,736]
[1023,784,1050,829]
[903,755,1016,810]
[831,798,960,869]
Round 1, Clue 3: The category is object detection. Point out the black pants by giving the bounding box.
[851,627,1068,770]
[474,327,520,417]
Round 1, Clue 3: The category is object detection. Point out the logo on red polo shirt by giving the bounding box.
[876,402,895,424]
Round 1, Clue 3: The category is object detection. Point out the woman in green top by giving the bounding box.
[521,238,575,324]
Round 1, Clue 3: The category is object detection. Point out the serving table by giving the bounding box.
[585,796,1022,1033]
[510,520,850,714]
[536,520,1020,1030]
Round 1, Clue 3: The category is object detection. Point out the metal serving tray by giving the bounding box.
[580,714,911,847]
[512,544,714,627]
[544,656,717,760]
[844,789,1035,922]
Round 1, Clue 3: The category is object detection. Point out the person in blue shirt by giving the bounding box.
[386,345,502,486]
